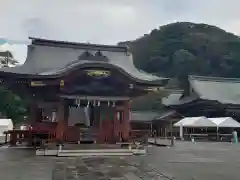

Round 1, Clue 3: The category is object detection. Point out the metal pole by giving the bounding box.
[150,123,153,136]
[170,119,174,146]
[180,123,183,140]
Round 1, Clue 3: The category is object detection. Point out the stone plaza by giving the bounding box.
[1,141,240,180]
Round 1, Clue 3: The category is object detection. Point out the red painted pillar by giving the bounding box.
[97,107,119,144]
[26,100,38,145]
[55,100,68,141]
[122,101,131,140]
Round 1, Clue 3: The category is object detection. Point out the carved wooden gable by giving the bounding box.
[61,69,129,96]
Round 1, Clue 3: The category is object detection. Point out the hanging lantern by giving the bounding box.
[112,101,116,107]
[60,80,64,87]
[75,98,80,107]
[116,112,120,120]
[97,101,100,106]
[93,100,96,107]
[107,101,110,107]
[87,100,90,108]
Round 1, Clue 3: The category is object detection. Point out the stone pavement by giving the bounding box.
[52,156,173,180]
[2,141,240,180]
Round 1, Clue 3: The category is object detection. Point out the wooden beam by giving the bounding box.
[60,95,130,101]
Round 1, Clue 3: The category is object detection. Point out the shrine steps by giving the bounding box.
[148,138,172,147]
[36,148,146,156]
[58,151,133,156]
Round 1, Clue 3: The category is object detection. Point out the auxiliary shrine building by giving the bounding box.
[163,75,240,120]
[0,37,168,145]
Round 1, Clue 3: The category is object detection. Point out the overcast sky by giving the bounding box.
[0,0,240,63]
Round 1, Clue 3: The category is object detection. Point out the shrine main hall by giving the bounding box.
[0,37,168,145]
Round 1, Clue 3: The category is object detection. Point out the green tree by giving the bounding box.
[120,22,240,79]
[0,86,27,124]
[0,51,26,124]
[172,49,196,78]
[0,50,18,67]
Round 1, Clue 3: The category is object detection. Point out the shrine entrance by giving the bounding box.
[90,105,126,144]
[89,105,116,143]
[62,97,129,144]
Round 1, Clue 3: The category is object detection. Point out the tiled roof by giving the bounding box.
[162,90,183,106]
[0,37,168,85]
[130,111,160,122]
[154,110,179,120]
[163,75,240,106]
[189,75,240,104]
[162,90,196,106]
[130,110,178,122]
[30,37,129,52]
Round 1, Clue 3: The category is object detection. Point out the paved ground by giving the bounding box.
[52,156,171,180]
[1,141,240,180]
[0,136,5,144]
[148,137,172,146]
[143,141,240,180]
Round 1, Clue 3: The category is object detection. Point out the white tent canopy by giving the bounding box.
[174,117,240,128]
[174,116,217,127]
[208,117,240,128]
[0,119,13,136]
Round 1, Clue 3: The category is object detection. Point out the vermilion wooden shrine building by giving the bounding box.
[0,37,168,145]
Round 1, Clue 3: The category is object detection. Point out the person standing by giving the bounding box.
[232,130,238,144]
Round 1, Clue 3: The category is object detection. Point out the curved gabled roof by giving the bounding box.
[189,75,240,104]
[0,38,169,85]
[163,75,240,106]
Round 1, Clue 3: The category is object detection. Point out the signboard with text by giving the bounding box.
[85,70,110,78]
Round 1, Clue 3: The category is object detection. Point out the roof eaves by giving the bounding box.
[29,37,128,53]
[130,111,160,122]
[163,95,199,107]
[0,60,169,86]
[189,75,240,83]
[39,62,169,85]
[153,110,178,120]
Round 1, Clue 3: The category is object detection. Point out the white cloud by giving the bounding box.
[0,0,240,63]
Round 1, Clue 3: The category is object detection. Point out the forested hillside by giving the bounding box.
[119,22,240,79]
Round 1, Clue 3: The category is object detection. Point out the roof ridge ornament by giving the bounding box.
[78,51,94,60]
[78,50,109,62]
[95,50,103,56]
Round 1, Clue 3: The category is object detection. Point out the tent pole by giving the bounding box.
[180,123,183,140]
